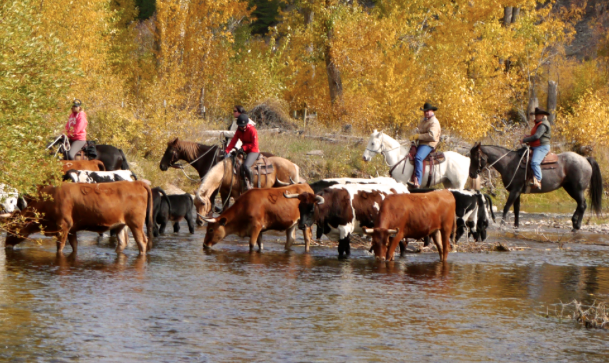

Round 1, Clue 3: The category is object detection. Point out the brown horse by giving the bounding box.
[194,155,300,223]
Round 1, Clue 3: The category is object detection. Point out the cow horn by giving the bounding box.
[0,213,12,219]
[387,228,398,235]
[315,195,325,204]
[276,179,290,186]
[283,192,299,199]
[197,213,217,223]
[363,228,374,235]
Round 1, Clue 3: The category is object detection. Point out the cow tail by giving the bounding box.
[97,160,106,171]
[119,149,131,170]
[145,184,154,248]
[158,188,171,215]
[587,157,603,215]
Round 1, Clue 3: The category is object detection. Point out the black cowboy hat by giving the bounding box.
[421,102,438,112]
[529,107,550,116]
[72,99,82,108]
[236,113,249,127]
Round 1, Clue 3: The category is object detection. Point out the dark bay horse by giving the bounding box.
[48,135,130,171]
[469,143,602,230]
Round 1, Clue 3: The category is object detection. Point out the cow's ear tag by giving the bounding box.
[219,218,227,226]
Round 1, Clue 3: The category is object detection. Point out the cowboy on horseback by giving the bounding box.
[225,113,260,190]
[64,99,88,160]
[408,102,441,188]
[521,107,551,190]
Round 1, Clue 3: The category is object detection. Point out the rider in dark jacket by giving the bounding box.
[521,107,551,189]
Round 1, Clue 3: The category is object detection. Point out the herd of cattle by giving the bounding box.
[0,153,494,262]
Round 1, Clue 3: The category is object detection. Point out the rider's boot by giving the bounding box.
[244,168,254,190]
[531,176,542,190]
[413,177,420,189]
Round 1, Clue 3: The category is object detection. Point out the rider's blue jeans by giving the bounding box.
[530,144,550,181]
[414,144,434,182]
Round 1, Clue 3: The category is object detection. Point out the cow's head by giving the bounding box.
[3,208,41,248]
[62,169,79,183]
[284,192,324,230]
[364,227,399,260]
[202,217,227,248]
[194,194,212,226]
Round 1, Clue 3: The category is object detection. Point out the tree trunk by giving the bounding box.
[511,8,520,23]
[503,7,513,27]
[325,42,343,104]
[199,87,205,117]
[547,80,557,124]
[527,89,539,124]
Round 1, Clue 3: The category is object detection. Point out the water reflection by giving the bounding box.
[0,230,608,361]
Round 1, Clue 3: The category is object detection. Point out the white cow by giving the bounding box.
[63,169,137,183]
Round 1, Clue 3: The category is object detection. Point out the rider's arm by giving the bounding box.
[417,121,440,143]
[71,112,88,139]
[225,129,241,153]
[241,127,258,153]
[523,125,547,143]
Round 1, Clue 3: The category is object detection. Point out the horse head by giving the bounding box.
[362,130,383,162]
[468,142,487,178]
[159,138,181,171]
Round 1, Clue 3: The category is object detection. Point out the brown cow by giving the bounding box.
[61,160,105,173]
[364,190,456,261]
[4,181,153,254]
[201,184,314,252]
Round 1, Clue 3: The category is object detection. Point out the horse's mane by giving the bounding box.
[170,138,210,160]
[195,160,226,200]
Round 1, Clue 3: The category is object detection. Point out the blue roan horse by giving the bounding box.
[469,143,603,230]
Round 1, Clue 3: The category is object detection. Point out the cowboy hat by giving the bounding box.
[529,107,550,116]
[421,102,438,112]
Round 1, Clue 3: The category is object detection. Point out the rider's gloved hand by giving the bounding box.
[409,134,419,141]
[228,148,237,156]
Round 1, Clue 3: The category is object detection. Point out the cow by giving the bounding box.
[151,189,196,236]
[201,183,314,252]
[0,184,26,216]
[62,169,137,183]
[364,190,456,261]
[4,181,153,254]
[61,160,105,173]
[409,188,495,243]
[309,177,399,194]
[287,182,409,257]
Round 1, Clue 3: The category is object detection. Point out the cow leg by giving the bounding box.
[56,229,70,253]
[441,225,451,261]
[337,236,351,258]
[68,232,78,254]
[257,232,264,251]
[115,226,128,253]
[399,239,407,257]
[159,217,168,235]
[431,230,443,261]
[173,221,180,233]
[130,226,148,255]
[285,224,297,251]
[249,226,262,252]
[186,211,196,234]
[303,227,312,253]
[423,236,431,247]
[386,231,405,261]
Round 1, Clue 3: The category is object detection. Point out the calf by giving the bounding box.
[62,169,137,183]
[4,181,153,254]
[152,189,196,236]
[61,160,105,172]
[469,193,495,241]
[201,184,314,252]
[288,183,409,257]
[309,177,399,194]
[365,190,456,261]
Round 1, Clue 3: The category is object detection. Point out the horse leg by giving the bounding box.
[563,184,587,230]
[513,195,522,228]
[503,190,521,227]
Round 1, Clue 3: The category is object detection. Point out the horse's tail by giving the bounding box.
[587,157,603,215]
[119,149,130,170]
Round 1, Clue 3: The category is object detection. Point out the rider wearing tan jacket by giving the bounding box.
[409,103,441,187]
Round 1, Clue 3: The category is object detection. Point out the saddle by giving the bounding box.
[233,153,274,189]
[518,152,558,170]
[63,141,98,161]
[389,145,446,188]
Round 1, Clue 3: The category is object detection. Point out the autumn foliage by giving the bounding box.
[1,0,608,188]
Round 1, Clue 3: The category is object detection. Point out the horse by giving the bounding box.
[362,130,470,189]
[469,143,603,230]
[194,155,300,224]
[48,135,130,171]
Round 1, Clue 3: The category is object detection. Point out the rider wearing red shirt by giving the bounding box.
[65,99,88,160]
[226,113,259,189]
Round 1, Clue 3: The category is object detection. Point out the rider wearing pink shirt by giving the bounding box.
[65,99,88,160]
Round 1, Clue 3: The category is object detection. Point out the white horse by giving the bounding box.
[362,130,470,189]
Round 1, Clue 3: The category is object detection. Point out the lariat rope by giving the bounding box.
[47,135,71,158]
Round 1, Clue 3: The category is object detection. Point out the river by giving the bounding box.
[1,226,608,362]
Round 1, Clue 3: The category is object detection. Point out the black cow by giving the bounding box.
[151,187,196,236]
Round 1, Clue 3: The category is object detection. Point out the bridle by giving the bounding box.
[472,145,530,189]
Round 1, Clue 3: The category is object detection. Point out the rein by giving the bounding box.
[479,146,530,190]
[173,145,220,182]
